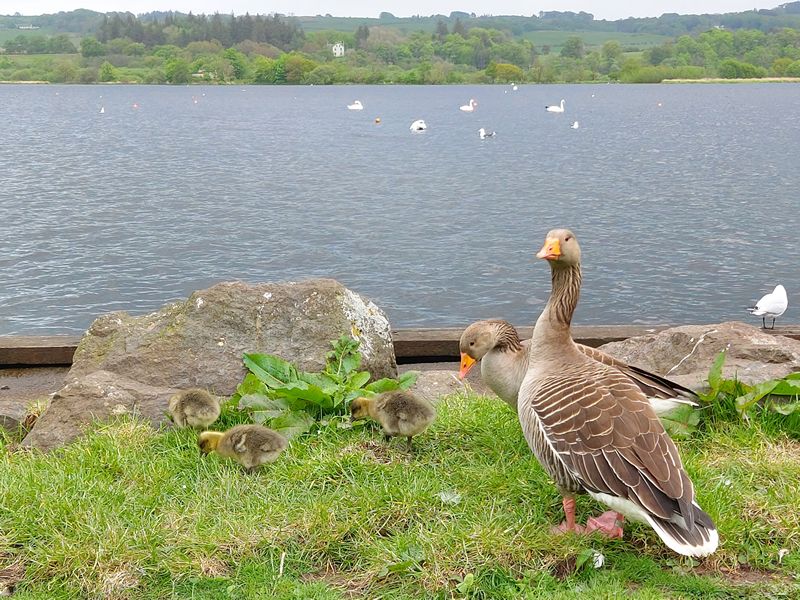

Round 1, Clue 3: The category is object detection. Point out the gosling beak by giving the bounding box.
[459,352,477,379]
[536,237,561,260]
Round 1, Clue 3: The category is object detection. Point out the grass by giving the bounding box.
[1,392,799,599]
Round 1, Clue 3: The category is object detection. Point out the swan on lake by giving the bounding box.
[460,98,478,112]
[546,99,565,113]
[347,100,363,110]
[478,127,495,139]
[410,119,427,131]
[747,284,788,329]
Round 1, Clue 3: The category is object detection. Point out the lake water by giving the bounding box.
[1,83,798,335]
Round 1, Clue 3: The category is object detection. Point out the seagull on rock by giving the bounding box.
[747,284,788,329]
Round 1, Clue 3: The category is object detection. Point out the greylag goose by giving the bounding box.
[459,319,698,416]
[350,390,436,451]
[517,228,717,557]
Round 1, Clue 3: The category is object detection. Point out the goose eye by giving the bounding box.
[469,341,475,346]
[565,236,571,242]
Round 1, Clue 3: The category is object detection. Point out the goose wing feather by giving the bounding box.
[520,361,696,527]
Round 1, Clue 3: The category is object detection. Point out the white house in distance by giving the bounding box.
[332,41,345,57]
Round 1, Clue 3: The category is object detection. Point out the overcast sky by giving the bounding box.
[4,2,780,21]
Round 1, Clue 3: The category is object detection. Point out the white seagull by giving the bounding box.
[571,121,579,129]
[478,127,495,139]
[747,284,788,329]
[460,98,478,112]
[347,100,363,110]
[546,99,566,113]
[409,119,427,132]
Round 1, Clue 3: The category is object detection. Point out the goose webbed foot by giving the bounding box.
[586,511,625,539]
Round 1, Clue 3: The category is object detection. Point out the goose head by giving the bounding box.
[458,321,499,378]
[536,228,581,267]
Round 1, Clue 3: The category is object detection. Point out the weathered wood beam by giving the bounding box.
[2,325,799,366]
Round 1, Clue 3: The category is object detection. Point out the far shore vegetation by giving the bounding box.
[2,6,800,85]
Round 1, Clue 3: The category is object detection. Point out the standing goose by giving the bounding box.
[459,319,698,416]
[517,228,717,557]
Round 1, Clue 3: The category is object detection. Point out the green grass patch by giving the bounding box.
[1,392,798,598]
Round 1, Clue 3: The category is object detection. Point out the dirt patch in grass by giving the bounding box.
[695,562,793,587]
[198,556,231,578]
[0,556,25,596]
[549,555,577,581]
[341,440,409,465]
[300,562,374,597]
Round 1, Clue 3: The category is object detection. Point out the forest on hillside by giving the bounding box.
[1,5,800,83]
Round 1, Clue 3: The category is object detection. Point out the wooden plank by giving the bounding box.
[0,336,81,366]
[2,325,800,366]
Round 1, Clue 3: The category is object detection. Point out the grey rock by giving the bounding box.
[21,370,178,451]
[599,321,800,390]
[67,279,397,396]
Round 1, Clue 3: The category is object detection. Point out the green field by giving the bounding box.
[1,391,798,598]
[521,30,673,51]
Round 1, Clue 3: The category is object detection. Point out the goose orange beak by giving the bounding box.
[537,237,561,260]
[459,352,476,379]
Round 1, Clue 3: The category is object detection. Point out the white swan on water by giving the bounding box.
[546,99,565,113]
[410,119,427,131]
[460,98,477,112]
[478,127,495,139]
[747,284,788,329]
[347,100,363,110]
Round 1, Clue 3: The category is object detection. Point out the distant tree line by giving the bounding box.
[1,7,800,84]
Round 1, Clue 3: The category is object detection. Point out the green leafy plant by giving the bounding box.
[700,350,800,422]
[231,335,417,438]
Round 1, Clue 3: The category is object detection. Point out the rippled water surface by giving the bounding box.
[1,83,798,334]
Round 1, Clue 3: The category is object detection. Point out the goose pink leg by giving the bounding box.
[551,496,586,535]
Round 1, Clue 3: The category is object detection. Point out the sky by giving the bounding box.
[4,1,782,22]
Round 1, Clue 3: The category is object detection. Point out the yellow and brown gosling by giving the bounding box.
[168,388,221,429]
[350,390,436,450]
[198,424,288,472]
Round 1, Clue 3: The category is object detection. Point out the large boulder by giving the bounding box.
[23,279,396,451]
[599,321,800,390]
[67,279,397,395]
[21,370,177,451]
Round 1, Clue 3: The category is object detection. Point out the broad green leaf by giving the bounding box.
[298,371,338,394]
[398,370,419,389]
[769,380,800,396]
[243,353,299,386]
[340,353,361,376]
[275,383,329,406]
[735,379,780,415]
[238,394,288,419]
[659,405,700,439]
[770,399,800,415]
[231,373,268,403]
[364,378,400,393]
[243,354,288,388]
[269,410,315,439]
[348,371,371,390]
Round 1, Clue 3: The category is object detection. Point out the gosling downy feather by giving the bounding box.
[168,388,221,429]
[459,319,698,416]
[351,390,435,450]
[517,228,717,557]
[198,424,288,471]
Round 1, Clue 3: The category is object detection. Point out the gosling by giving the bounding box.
[168,388,221,429]
[350,390,435,451]
[198,424,288,472]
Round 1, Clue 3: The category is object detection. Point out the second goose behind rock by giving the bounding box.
[459,319,698,416]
